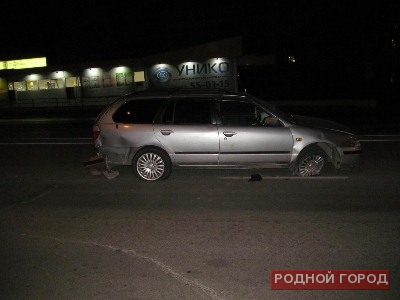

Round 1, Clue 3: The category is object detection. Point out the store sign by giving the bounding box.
[0,57,47,70]
[149,58,235,90]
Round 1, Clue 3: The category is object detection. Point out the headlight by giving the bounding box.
[348,136,361,148]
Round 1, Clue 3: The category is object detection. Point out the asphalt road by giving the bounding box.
[0,120,399,300]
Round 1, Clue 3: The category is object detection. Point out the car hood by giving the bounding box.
[292,115,354,134]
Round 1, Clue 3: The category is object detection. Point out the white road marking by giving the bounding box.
[20,185,58,204]
[0,142,92,145]
[18,233,225,300]
[358,135,400,142]
[0,142,93,145]
[0,138,93,145]
[220,176,348,180]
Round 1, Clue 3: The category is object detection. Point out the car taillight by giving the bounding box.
[93,129,100,141]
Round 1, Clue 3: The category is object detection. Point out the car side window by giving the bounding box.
[112,99,165,123]
[219,100,281,127]
[219,100,258,126]
[162,98,212,125]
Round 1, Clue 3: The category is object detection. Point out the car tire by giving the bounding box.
[133,148,171,181]
[294,146,327,177]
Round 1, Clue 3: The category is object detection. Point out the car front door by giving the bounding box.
[153,97,219,166]
[217,99,294,167]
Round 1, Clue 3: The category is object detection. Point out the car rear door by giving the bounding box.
[153,97,219,166]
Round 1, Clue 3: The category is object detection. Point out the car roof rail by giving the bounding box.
[123,88,243,98]
[166,88,236,95]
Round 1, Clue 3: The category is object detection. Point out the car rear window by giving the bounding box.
[112,98,165,123]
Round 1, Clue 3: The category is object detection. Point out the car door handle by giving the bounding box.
[223,131,236,137]
[160,129,174,136]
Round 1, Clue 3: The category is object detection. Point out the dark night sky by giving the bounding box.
[0,0,398,67]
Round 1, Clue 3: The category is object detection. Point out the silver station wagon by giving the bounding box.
[92,90,361,181]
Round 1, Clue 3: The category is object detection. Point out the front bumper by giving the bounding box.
[340,149,362,167]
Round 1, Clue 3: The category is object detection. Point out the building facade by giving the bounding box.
[0,37,274,107]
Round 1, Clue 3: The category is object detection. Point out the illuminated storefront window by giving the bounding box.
[38,79,64,89]
[90,76,99,88]
[134,71,145,82]
[66,77,80,87]
[103,75,112,87]
[27,80,38,90]
[116,73,125,86]
[13,81,27,91]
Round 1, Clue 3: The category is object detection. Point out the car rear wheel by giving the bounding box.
[295,147,327,177]
[133,148,171,181]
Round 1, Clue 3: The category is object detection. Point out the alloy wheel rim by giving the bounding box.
[298,154,325,176]
[137,153,165,180]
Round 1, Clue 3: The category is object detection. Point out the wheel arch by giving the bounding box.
[127,145,171,165]
[290,142,340,171]
[299,142,337,162]
[314,142,341,169]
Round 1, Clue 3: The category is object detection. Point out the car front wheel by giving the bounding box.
[295,147,327,176]
[133,148,171,181]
